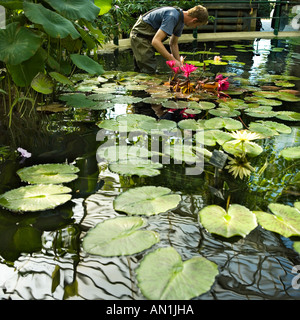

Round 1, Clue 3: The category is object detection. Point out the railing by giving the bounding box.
[196,0,300,36]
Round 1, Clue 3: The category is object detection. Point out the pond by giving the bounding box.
[0,37,300,300]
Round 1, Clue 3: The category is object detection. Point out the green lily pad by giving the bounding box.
[178,119,206,130]
[109,159,163,177]
[244,96,282,106]
[0,22,42,65]
[274,81,295,87]
[204,117,243,130]
[59,93,98,108]
[82,216,159,257]
[198,101,216,110]
[195,130,233,146]
[219,99,248,110]
[199,204,257,238]
[209,108,240,117]
[136,246,218,300]
[97,145,151,162]
[276,111,300,121]
[254,202,300,237]
[276,92,300,102]
[17,163,79,184]
[248,122,278,137]
[113,186,181,216]
[245,106,277,118]
[0,184,72,212]
[222,139,263,157]
[280,146,300,160]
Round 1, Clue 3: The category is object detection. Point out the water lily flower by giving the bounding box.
[215,74,224,81]
[225,156,255,179]
[181,63,198,78]
[166,60,176,69]
[214,56,222,63]
[217,77,230,91]
[230,130,262,142]
[17,147,31,158]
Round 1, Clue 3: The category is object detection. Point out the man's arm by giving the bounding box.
[151,29,181,67]
[169,34,180,61]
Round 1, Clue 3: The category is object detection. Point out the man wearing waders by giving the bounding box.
[130,5,208,74]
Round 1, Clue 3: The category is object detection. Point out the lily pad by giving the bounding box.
[204,117,243,130]
[113,186,181,216]
[254,203,300,237]
[276,111,300,121]
[0,184,72,212]
[17,163,79,184]
[109,159,163,177]
[97,145,151,162]
[222,139,263,157]
[195,130,233,146]
[245,106,277,118]
[136,246,218,300]
[209,108,240,117]
[178,119,206,130]
[280,146,300,160]
[199,204,257,238]
[59,93,98,108]
[198,101,216,110]
[82,216,159,256]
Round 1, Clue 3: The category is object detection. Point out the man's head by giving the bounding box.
[184,5,209,28]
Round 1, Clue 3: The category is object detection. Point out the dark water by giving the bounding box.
[0,38,300,300]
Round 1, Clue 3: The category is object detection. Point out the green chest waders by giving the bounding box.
[130,7,183,74]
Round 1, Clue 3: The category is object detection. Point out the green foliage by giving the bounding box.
[0,0,111,125]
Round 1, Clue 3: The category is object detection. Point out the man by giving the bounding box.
[130,5,208,74]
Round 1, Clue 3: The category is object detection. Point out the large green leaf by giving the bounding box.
[59,93,98,108]
[0,184,72,212]
[17,163,79,184]
[254,203,300,237]
[94,0,112,15]
[204,117,243,131]
[0,0,23,10]
[0,22,42,65]
[23,2,80,39]
[44,0,100,21]
[199,204,258,238]
[113,186,181,216]
[109,159,163,177]
[31,72,54,94]
[7,48,46,87]
[70,54,104,75]
[136,247,218,300]
[82,216,159,256]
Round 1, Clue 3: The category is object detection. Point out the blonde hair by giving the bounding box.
[188,5,208,24]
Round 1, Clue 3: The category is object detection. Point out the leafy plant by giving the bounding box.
[0,0,111,125]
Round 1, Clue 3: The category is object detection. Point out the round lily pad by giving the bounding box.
[82,216,160,256]
[0,184,72,212]
[254,203,300,238]
[97,145,151,162]
[204,117,243,130]
[136,246,218,300]
[113,186,181,216]
[109,159,163,177]
[199,204,257,238]
[280,146,300,160]
[17,163,79,184]
[222,139,263,157]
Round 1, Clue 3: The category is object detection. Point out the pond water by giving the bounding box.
[0,38,300,300]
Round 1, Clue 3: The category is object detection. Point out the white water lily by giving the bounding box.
[225,156,255,179]
[230,130,262,142]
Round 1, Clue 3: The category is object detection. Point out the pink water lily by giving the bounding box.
[181,63,198,78]
[166,60,176,68]
[218,77,230,91]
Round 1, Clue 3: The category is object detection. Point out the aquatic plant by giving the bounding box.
[0,0,111,125]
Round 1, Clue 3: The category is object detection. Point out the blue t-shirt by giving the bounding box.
[142,7,184,37]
